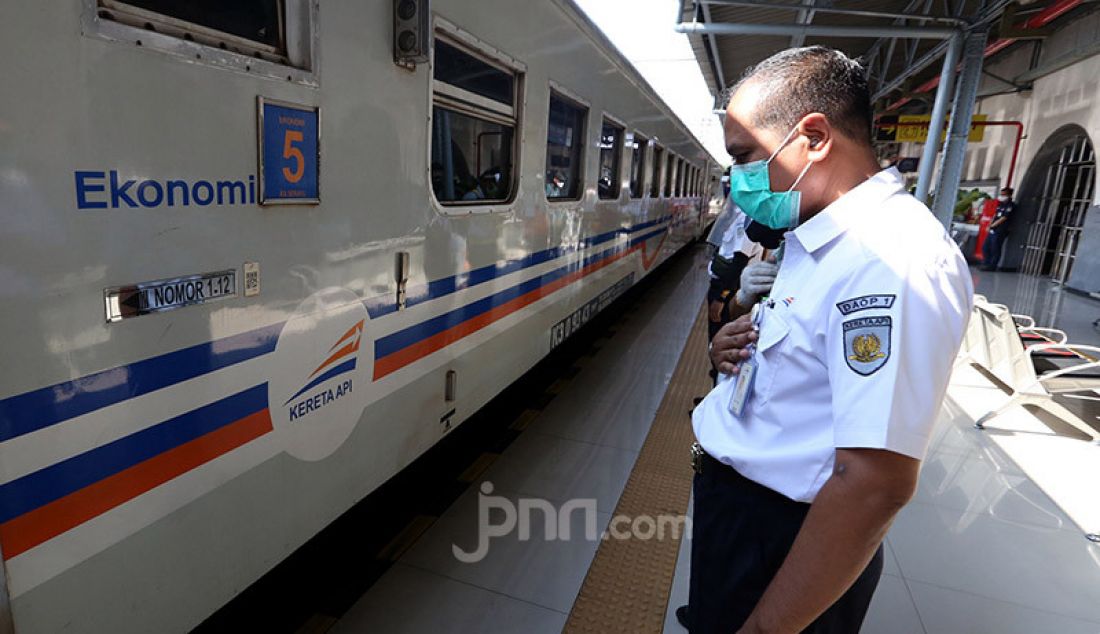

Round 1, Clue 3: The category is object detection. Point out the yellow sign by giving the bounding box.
[895,114,986,143]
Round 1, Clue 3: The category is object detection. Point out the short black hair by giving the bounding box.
[725,46,873,145]
[1001,186,1014,195]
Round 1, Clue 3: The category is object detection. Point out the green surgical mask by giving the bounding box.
[728,126,813,230]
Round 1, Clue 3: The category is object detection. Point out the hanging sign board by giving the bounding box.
[876,114,987,143]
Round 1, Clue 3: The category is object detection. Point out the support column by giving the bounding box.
[914,31,962,205]
[931,28,990,226]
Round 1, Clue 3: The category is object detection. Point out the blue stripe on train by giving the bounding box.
[0,384,269,524]
[0,325,282,444]
[363,217,670,318]
[375,225,668,360]
[0,216,671,444]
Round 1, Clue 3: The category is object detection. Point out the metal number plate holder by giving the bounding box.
[104,269,238,323]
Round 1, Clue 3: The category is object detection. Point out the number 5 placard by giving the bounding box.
[258,97,320,205]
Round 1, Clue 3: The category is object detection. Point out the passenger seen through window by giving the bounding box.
[546,93,587,200]
[598,120,624,200]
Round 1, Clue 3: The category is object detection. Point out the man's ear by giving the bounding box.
[798,113,832,162]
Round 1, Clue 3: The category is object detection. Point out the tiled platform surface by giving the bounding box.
[333,247,712,633]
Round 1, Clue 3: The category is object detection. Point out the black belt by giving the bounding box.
[690,442,807,506]
[691,442,733,476]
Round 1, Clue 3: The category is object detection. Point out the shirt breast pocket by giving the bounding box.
[752,310,792,407]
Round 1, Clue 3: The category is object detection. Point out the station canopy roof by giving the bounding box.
[680,0,1092,116]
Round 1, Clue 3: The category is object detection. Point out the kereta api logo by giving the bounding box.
[269,288,372,461]
[284,319,362,416]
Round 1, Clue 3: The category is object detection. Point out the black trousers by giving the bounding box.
[982,230,1005,269]
[688,454,884,633]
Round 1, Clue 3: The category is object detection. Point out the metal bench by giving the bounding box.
[966,297,1100,441]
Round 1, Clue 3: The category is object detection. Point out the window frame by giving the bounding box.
[544,83,590,204]
[629,132,648,199]
[597,114,626,201]
[428,22,527,214]
[83,0,319,85]
[664,154,675,198]
[668,157,677,197]
[650,145,665,199]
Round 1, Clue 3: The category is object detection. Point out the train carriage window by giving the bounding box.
[676,159,685,197]
[664,156,675,197]
[434,40,515,106]
[629,134,648,198]
[97,0,288,63]
[598,119,624,200]
[546,92,588,201]
[432,37,521,206]
[650,146,664,198]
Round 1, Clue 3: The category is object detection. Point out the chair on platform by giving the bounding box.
[967,298,1100,441]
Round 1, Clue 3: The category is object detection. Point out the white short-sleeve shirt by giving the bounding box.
[692,168,974,503]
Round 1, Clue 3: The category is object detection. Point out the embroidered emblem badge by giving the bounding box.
[843,316,892,375]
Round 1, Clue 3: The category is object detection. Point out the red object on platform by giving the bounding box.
[975,199,998,260]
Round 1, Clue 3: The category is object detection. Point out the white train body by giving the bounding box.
[0,1,716,631]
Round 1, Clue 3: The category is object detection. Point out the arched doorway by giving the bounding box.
[1015,126,1096,282]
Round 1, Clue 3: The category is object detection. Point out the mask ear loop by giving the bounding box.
[766,126,802,165]
[787,160,813,194]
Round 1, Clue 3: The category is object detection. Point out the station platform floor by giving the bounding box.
[332,249,1100,634]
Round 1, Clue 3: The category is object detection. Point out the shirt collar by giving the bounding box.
[790,167,906,254]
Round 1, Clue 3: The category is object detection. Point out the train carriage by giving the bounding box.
[0,1,719,631]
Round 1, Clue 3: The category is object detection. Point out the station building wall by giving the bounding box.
[905,9,1100,289]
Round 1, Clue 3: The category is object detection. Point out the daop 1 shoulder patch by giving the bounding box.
[836,294,895,316]
[842,316,891,376]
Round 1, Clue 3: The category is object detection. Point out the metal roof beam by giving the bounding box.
[864,0,930,94]
[789,0,818,49]
[700,1,728,92]
[675,21,958,39]
[697,0,969,25]
[870,0,1014,101]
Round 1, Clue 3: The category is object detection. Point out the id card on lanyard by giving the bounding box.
[729,301,766,417]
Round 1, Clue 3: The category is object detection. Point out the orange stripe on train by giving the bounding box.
[0,409,273,559]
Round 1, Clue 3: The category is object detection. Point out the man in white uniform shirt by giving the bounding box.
[705,200,766,342]
[687,47,973,633]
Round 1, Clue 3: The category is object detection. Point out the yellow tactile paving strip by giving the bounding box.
[564,305,711,633]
